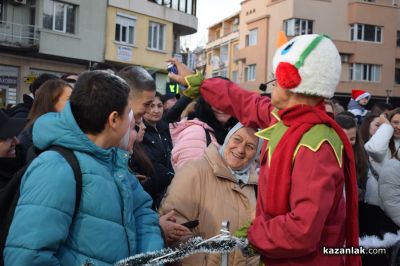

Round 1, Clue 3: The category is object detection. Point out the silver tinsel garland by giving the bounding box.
[114,234,248,266]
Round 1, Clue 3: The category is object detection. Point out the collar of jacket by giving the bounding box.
[255,108,343,167]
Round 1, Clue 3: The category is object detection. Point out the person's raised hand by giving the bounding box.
[166,58,195,87]
[379,113,391,125]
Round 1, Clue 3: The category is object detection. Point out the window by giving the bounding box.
[245,64,256,81]
[349,63,381,82]
[115,14,136,45]
[207,53,212,65]
[397,31,400,47]
[245,28,258,47]
[0,0,4,21]
[148,22,166,51]
[220,44,229,66]
[232,21,239,32]
[284,18,313,36]
[149,0,196,15]
[43,0,76,34]
[396,68,400,85]
[231,70,238,83]
[350,24,382,42]
[220,69,227,77]
[215,29,221,39]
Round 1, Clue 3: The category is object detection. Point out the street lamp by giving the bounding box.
[385,89,393,104]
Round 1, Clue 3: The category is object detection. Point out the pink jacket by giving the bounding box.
[170,118,219,171]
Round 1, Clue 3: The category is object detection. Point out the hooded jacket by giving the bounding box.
[7,94,33,119]
[364,124,400,207]
[4,102,163,266]
[379,158,400,227]
[169,118,218,170]
[348,99,368,117]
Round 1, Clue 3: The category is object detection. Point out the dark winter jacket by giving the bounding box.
[17,125,33,160]
[7,94,33,118]
[141,120,174,208]
[0,145,26,188]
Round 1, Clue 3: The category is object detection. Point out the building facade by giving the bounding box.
[0,0,107,106]
[205,12,240,82]
[206,0,400,99]
[105,0,198,93]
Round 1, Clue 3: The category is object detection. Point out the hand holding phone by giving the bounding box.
[167,63,187,90]
[181,220,199,229]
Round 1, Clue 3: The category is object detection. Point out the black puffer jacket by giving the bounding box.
[141,120,174,208]
[6,94,33,118]
[0,145,26,188]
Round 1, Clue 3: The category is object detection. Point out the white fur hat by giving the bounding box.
[272,34,341,99]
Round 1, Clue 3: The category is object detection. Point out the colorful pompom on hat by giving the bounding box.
[351,89,371,101]
[272,34,341,99]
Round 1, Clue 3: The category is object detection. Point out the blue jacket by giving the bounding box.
[4,102,164,265]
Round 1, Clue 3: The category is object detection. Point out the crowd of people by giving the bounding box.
[1,33,400,266]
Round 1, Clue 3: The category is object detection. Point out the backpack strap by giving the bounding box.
[204,128,212,146]
[49,146,82,219]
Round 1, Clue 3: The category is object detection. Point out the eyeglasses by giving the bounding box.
[259,79,277,92]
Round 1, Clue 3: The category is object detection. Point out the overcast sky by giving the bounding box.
[181,0,241,50]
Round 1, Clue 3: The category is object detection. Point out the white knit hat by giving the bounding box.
[272,34,341,99]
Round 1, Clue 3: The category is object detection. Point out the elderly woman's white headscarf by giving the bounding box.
[219,122,263,184]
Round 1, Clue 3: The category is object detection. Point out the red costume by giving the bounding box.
[198,78,360,266]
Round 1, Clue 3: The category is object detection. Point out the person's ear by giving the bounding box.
[108,111,119,129]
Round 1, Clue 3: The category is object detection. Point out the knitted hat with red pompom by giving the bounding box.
[272,34,341,99]
[351,89,371,101]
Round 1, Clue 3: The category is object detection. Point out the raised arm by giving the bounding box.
[167,58,274,129]
[200,78,273,129]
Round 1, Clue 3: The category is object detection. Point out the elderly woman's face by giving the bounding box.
[223,127,258,170]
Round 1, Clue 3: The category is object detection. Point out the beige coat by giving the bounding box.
[159,144,259,266]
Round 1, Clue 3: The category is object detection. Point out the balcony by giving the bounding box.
[348,0,398,7]
[0,21,40,51]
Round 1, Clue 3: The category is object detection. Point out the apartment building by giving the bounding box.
[0,0,107,106]
[105,0,198,93]
[205,12,240,82]
[207,0,400,101]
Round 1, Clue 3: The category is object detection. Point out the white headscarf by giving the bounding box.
[219,122,263,184]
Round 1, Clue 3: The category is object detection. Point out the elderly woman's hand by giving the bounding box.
[159,210,192,245]
[166,58,195,87]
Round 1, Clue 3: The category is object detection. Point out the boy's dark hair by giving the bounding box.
[29,73,59,96]
[70,71,129,134]
[117,66,156,97]
[335,114,357,130]
[337,111,356,119]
